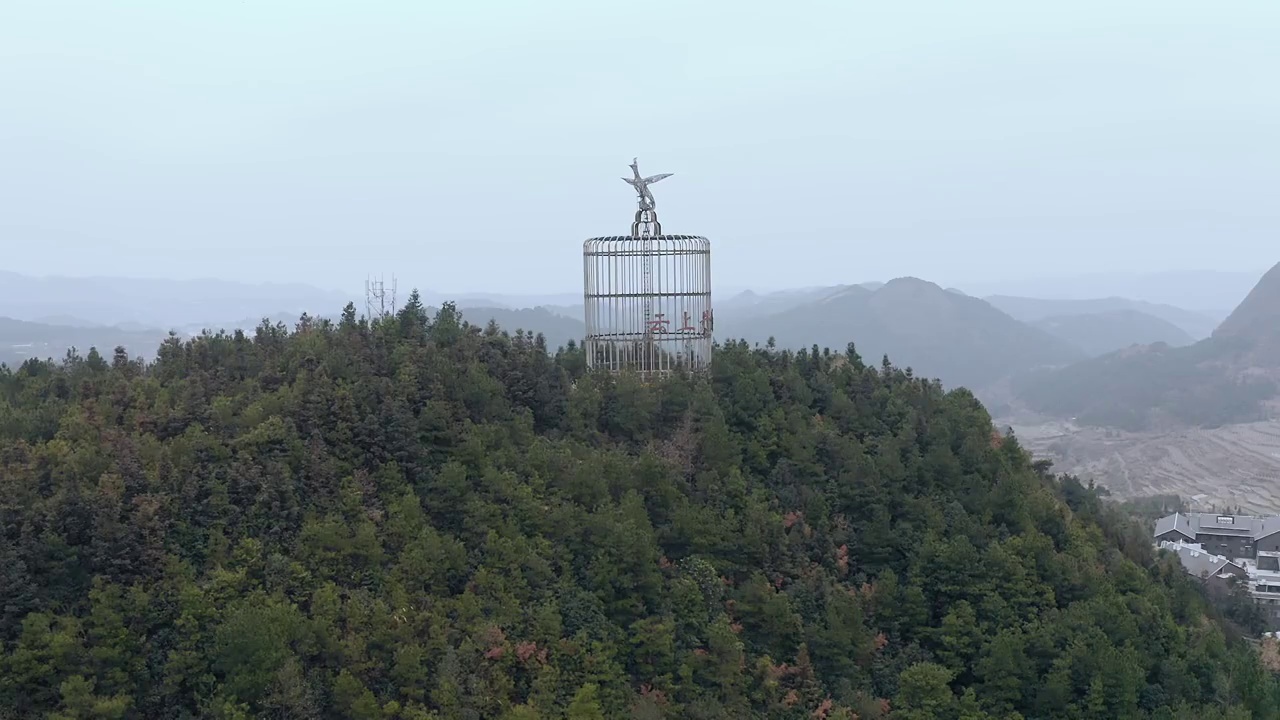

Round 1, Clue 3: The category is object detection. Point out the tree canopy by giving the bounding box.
[1,299,1276,719]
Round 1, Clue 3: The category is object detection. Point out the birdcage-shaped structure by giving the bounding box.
[583,232,713,376]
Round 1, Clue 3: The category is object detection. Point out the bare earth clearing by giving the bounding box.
[998,415,1280,514]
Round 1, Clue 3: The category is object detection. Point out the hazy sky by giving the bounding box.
[2,1,1277,296]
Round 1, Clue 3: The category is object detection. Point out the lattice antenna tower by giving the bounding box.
[364,274,399,320]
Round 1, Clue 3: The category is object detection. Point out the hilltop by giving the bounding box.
[963,269,1259,321]
[1015,262,1280,430]
[1031,309,1195,357]
[718,277,1083,391]
[985,295,1220,340]
[717,284,877,321]
[0,298,1276,718]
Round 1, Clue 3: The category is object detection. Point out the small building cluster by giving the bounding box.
[1154,512,1280,627]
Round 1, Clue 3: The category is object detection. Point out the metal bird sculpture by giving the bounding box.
[622,157,673,211]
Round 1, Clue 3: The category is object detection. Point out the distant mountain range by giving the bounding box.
[983,295,1219,340]
[1013,262,1280,430]
[715,278,1084,390]
[718,285,866,320]
[451,306,586,352]
[0,317,171,367]
[6,268,1273,424]
[956,269,1260,317]
[715,284,1201,369]
[505,279,1219,393]
[0,303,590,369]
[1030,310,1195,357]
[0,271,355,329]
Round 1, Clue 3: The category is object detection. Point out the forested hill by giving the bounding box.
[1013,262,1280,430]
[1,297,1277,719]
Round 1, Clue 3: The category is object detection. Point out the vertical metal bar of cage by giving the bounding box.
[704,237,712,368]
[584,241,594,370]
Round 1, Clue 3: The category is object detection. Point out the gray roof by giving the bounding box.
[1155,512,1196,539]
[1154,512,1280,541]
[1259,516,1280,540]
[1159,541,1241,578]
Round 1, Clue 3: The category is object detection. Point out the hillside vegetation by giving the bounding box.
[1013,338,1276,431]
[454,307,586,356]
[1,295,1277,719]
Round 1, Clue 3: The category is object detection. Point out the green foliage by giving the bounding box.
[0,304,1277,718]
[1014,337,1277,430]
[1120,494,1189,522]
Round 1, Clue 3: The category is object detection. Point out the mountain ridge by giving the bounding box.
[1032,309,1195,357]
[1014,262,1280,430]
[1214,263,1280,351]
[985,294,1219,339]
[0,316,172,366]
[719,276,1083,391]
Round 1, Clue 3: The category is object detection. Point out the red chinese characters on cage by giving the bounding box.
[672,310,714,334]
[647,314,670,334]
